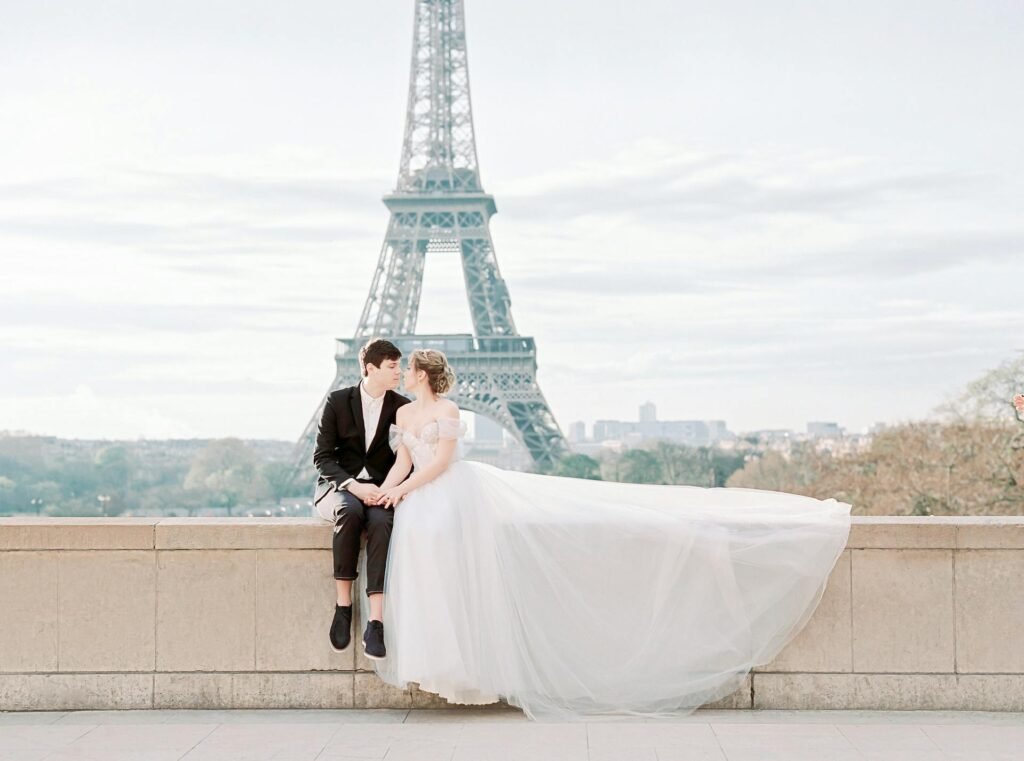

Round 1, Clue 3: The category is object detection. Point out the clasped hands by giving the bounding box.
[346,481,408,510]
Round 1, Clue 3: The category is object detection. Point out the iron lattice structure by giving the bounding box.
[289,0,566,487]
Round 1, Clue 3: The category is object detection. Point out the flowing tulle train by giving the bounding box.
[359,421,851,721]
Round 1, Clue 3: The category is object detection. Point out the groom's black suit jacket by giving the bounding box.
[312,384,411,506]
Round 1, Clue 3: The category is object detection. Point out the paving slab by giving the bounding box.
[0,709,1020,760]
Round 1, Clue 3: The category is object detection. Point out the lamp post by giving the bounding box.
[97,494,111,516]
[30,497,42,516]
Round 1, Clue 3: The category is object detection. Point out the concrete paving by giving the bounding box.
[1,707,1022,760]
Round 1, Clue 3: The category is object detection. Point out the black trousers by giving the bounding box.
[322,481,394,595]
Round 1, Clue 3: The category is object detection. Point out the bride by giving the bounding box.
[355,348,852,721]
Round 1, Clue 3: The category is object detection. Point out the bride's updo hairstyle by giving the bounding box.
[411,349,456,395]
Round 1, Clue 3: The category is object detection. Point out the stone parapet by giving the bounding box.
[2,516,1022,711]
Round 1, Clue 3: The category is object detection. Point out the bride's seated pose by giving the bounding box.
[356,348,852,721]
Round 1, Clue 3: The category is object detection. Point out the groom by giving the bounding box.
[312,338,410,660]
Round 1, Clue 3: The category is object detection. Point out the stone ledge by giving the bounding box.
[753,673,1024,711]
[847,517,1024,549]
[0,518,158,551]
[0,673,154,711]
[0,672,752,711]
[8,672,1024,712]
[155,518,331,550]
[3,516,1024,551]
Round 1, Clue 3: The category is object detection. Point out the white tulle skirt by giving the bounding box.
[360,460,851,721]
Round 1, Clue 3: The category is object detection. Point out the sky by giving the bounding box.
[1,0,1022,441]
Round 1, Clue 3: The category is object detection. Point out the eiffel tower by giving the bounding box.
[289,0,567,488]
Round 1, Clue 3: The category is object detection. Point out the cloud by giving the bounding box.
[0,385,200,439]
[499,142,982,225]
[0,216,372,247]
[765,231,1024,279]
[0,298,345,335]
[0,167,387,260]
[508,229,1024,299]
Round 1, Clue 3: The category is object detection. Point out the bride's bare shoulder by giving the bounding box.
[435,398,459,418]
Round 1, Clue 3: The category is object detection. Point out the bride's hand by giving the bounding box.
[378,486,408,509]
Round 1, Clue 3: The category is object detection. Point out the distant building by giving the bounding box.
[463,437,532,470]
[593,419,630,442]
[568,421,587,443]
[747,429,794,441]
[463,415,534,470]
[807,421,843,438]
[592,412,731,448]
[706,420,729,440]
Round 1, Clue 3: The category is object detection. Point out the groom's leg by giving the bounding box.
[331,490,367,605]
[364,505,394,621]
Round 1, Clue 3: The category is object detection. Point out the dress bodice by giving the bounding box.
[389,418,468,470]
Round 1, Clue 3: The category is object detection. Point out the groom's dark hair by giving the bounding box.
[359,338,402,376]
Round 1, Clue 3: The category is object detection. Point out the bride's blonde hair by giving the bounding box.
[410,349,456,395]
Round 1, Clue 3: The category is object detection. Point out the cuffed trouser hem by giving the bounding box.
[366,590,383,596]
[334,575,357,580]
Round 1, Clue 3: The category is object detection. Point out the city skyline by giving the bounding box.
[2,0,1022,441]
[0,398,885,444]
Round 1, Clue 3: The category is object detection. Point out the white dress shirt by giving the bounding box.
[342,381,385,489]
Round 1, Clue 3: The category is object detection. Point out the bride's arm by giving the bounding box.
[378,405,460,507]
[369,406,414,506]
[377,445,413,496]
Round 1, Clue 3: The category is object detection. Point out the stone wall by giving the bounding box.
[1,516,1022,711]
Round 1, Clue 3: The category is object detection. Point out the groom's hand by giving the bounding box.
[347,482,383,504]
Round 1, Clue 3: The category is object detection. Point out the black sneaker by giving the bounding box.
[329,605,352,652]
[362,619,386,660]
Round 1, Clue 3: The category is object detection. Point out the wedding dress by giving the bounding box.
[361,417,851,721]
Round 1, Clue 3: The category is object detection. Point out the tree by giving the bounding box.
[649,441,746,487]
[139,484,205,517]
[933,352,1024,513]
[551,453,602,480]
[612,448,664,484]
[95,446,135,489]
[28,481,63,515]
[90,445,136,516]
[185,439,267,516]
[708,450,747,487]
[262,461,302,501]
[723,354,1024,515]
[61,460,102,501]
[939,350,1024,425]
[727,448,823,494]
[594,442,745,487]
[0,475,15,513]
[816,421,1023,516]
